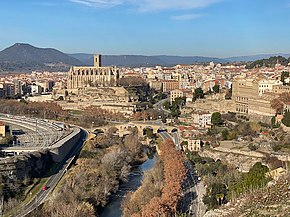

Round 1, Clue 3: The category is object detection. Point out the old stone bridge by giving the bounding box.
[94,121,176,137]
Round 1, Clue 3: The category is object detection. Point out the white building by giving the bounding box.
[258,79,282,96]
[30,84,42,95]
[192,111,212,128]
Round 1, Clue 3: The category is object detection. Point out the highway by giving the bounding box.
[0,114,67,148]
[13,128,88,217]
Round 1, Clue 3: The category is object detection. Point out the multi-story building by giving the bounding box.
[170,89,193,104]
[257,79,282,96]
[13,79,22,95]
[3,83,15,97]
[248,93,276,116]
[162,80,180,92]
[272,85,290,94]
[192,111,212,128]
[183,139,203,152]
[36,80,55,93]
[170,89,185,103]
[149,80,162,91]
[232,78,283,116]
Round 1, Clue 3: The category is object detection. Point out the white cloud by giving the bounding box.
[137,0,222,12]
[171,13,206,21]
[69,0,125,8]
[69,0,222,11]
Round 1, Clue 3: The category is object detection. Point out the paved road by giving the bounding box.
[153,98,171,114]
[159,131,173,141]
[159,130,197,216]
[172,131,182,150]
[13,129,88,217]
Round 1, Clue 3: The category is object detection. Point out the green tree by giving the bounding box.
[144,128,154,139]
[281,71,289,85]
[203,182,227,209]
[211,112,223,126]
[221,129,229,140]
[194,87,204,99]
[282,111,290,127]
[248,143,258,151]
[163,101,170,110]
[213,84,220,93]
[180,141,188,149]
[169,97,185,118]
[271,116,280,128]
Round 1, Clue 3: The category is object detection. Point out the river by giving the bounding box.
[99,154,157,217]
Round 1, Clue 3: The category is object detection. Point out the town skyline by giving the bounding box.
[1,0,290,57]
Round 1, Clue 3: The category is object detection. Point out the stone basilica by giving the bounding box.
[67,54,119,89]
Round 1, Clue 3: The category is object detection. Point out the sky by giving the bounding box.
[1,0,290,57]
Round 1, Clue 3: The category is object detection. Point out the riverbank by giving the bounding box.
[121,139,187,216]
[99,154,158,217]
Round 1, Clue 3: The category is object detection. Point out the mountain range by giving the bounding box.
[0,43,290,72]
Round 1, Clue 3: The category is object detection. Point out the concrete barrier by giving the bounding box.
[49,127,81,162]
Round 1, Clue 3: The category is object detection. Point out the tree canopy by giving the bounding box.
[211,112,223,126]
[246,56,290,69]
[282,111,290,127]
[194,87,204,99]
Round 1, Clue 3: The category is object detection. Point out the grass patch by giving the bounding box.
[23,178,49,204]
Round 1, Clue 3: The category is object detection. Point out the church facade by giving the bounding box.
[67,54,119,89]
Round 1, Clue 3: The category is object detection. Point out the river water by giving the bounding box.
[99,154,157,217]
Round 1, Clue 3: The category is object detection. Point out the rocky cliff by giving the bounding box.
[0,150,53,179]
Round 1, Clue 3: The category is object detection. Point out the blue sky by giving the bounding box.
[0,0,290,57]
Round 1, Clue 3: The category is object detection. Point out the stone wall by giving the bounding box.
[193,99,235,113]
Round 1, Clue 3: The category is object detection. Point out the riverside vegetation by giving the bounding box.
[28,127,144,216]
[122,139,187,217]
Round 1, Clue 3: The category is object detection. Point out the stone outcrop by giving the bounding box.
[0,150,53,179]
[199,148,265,172]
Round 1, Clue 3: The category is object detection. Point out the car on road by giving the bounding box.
[41,185,48,191]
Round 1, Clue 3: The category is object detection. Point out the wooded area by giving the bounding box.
[122,139,187,217]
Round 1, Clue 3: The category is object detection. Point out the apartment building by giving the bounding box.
[186,139,202,152]
[257,79,282,96]
[170,89,193,104]
[162,80,180,92]
[192,111,212,128]
[272,85,290,94]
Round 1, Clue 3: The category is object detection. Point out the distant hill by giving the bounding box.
[68,53,226,67]
[246,56,290,69]
[1,43,290,72]
[0,43,82,72]
[225,53,290,62]
[70,53,290,67]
